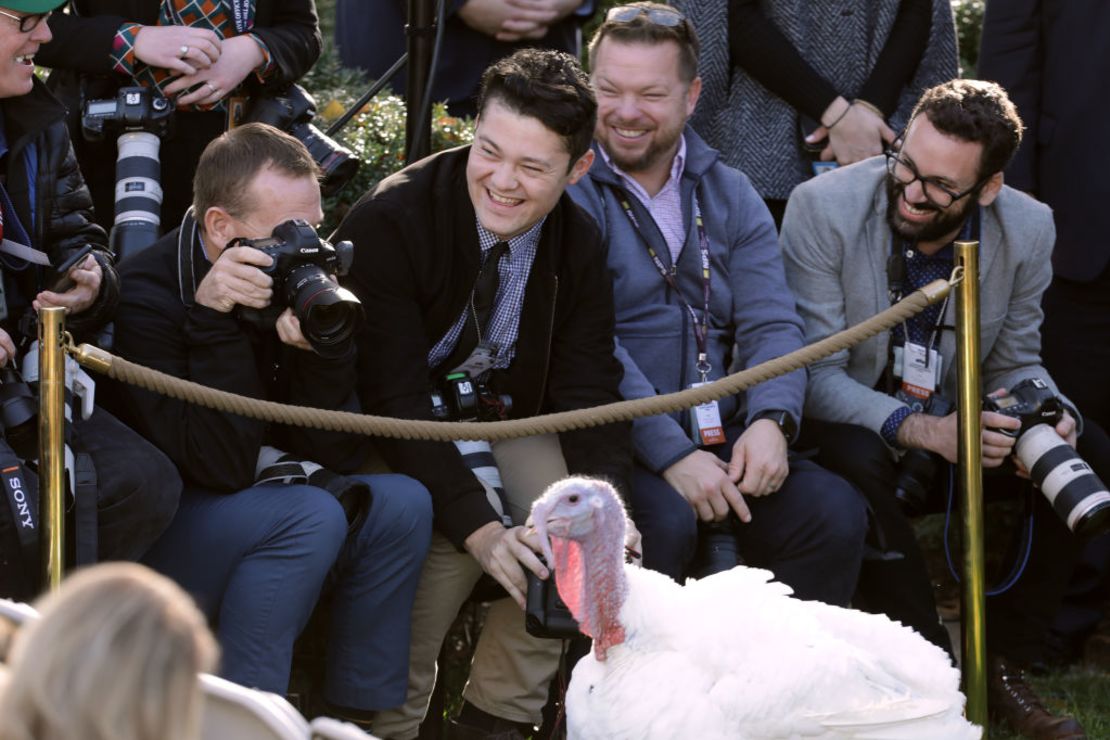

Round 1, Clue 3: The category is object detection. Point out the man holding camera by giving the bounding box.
[0,0,179,598]
[781,79,1088,738]
[101,123,433,723]
[566,3,866,603]
[335,49,632,739]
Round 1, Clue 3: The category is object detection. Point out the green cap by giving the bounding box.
[1,0,66,12]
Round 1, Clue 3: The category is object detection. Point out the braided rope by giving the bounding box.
[69,279,952,442]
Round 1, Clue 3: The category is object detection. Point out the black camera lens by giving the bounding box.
[0,367,39,459]
[286,267,362,359]
[296,124,360,197]
[690,514,743,579]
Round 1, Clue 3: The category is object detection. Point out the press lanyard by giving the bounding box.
[887,207,980,356]
[614,189,713,381]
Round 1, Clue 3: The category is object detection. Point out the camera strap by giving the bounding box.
[0,442,38,584]
[177,207,202,308]
[611,186,713,381]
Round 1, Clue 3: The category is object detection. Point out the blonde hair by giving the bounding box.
[0,563,219,740]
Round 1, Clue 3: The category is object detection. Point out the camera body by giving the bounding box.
[691,513,744,579]
[233,219,361,359]
[982,377,1065,434]
[81,86,173,142]
[430,371,512,422]
[524,554,580,639]
[246,84,360,196]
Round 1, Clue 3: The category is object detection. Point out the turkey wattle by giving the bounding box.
[531,476,980,740]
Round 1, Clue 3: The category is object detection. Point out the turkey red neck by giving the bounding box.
[548,528,629,661]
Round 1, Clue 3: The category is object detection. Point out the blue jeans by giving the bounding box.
[142,473,432,709]
[631,428,867,606]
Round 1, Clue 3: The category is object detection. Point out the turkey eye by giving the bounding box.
[568,495,580,504]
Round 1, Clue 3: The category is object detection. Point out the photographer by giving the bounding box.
[334,49,632,739]
[35,0,320,231]
[781,80,1094,739]
[0,0,179,598]
[100,123,432,722]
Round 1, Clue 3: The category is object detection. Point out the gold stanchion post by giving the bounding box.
[38,307,66,590]
[955,240,987,731]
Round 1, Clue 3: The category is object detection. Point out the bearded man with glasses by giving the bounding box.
[781,79,1094,739]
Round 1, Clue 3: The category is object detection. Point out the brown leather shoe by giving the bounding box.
[989,657,1086,739]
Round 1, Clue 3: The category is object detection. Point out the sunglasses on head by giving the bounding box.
[605,5,687,28]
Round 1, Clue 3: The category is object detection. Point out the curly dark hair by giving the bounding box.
[910,79,1024,180]
[476,48,597,168]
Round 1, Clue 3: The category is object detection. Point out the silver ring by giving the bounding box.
[179,45,189,59]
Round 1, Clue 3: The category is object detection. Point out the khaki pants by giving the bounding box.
[372,434,568,740]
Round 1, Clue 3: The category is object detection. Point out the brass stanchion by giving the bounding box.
[955,240,987,731]
[38,307,66,590]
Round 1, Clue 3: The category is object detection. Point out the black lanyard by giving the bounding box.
[613,188,713,379]
[887,207,980,354]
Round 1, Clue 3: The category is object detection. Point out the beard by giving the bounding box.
[601,118,684,176]
[885,176,979,245]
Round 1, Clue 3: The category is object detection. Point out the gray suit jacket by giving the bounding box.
[780,157,1071,439]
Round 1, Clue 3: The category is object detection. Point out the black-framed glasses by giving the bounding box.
[0,8,50,33]
[606,5,687,28]
[884,148,987,209]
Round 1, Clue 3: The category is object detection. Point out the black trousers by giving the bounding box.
[799,417,1095,664]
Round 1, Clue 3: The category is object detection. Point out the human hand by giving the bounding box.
[729,419,789,497]
[275,307,313,351]
[817,101,895,166]
[33,256,102,314]
[897,408,1019,467]
[663,449,752,523]
[458,0,558,40]
[163,35,263,107]
[194,246,273,313]
[465,521,549,608]
[0,328,16,367]
[133,24,221,77]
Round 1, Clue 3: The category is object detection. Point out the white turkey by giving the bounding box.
[530,476,981,740]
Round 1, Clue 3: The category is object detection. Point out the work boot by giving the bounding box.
[989,657,1086,739]
[446,701,532,740]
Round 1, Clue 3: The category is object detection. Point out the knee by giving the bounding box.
[357,474,434,550]
[281,484,350,547]
[803,469,868,551]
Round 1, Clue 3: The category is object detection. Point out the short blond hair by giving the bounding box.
[0,563,218,740]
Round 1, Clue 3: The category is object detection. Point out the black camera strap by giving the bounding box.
[611,185,714,380]
[177,207,202,308]
[0,443,38,583]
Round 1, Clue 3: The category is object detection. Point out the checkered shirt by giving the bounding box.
[427,218,545,372]
[600,135,687,263]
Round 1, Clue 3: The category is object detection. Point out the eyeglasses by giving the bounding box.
[606,5,687,28]
[884,148,986,209]
[0,8,50,33]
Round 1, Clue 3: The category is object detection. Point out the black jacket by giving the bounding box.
[1,79,115,342]
[39,0,321,86]
[335,147,632,548]
[979,0,1110,281]
[101,226,367,493]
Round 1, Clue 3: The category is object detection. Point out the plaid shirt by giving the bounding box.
[110,0,275,112]
[427,218,545,372]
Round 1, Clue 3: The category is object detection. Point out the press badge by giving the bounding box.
[689,382,726,446]
[899,342,942,400]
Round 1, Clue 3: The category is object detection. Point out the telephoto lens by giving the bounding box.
[1015,424,1110,540]
[111,130,163,261]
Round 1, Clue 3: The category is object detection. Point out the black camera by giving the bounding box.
[0,366,38,460]
[690,513,744,580]
[430,371,512,422]
[246,84,360,197]
[82,86,174,263]
[232,219,362,359]
[984,378,1110,540]
[524,554,580,639]
[893,395,953,516]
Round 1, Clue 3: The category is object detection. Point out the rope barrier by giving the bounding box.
[67,278,954,442]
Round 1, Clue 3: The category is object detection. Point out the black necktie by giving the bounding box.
[440,241,509,373]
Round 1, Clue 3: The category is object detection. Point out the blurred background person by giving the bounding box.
[336,0,595,117]
[673,0,957,225]
[0,562,218,740]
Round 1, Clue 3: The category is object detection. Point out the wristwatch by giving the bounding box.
[752,410,797,442]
